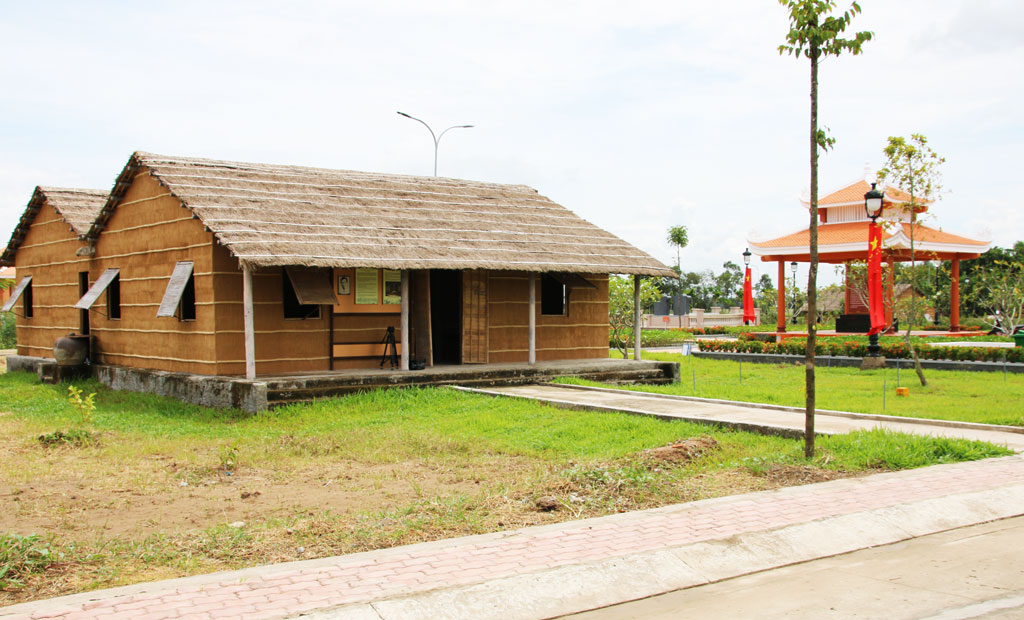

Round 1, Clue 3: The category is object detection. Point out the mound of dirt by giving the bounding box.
[643,436,719,464]
[758,465,852,485]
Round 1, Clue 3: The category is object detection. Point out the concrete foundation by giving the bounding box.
[4,356,680,414]
[860,356,888,370]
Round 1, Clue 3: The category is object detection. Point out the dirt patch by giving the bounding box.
[758,464,865,486]
[642,436,719,464]
[0,425,863,606]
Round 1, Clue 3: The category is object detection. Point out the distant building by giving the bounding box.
[748,171,990,332]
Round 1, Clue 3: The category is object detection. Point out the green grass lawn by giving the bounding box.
[0,369,1012,603]
[597,352,1024,426]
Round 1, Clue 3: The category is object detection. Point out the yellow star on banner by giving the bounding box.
[869,237,879,252]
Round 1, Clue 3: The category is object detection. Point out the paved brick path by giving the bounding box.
[4,455,1024,620]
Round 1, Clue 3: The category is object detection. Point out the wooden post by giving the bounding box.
[884,259,895,327]
[400,270,409,370]
[950,256,961,332]
[776,261,787,333]
[528,273,536,364]
[242,264,255,380]
[634,274,642,361]
[843,263,852,311]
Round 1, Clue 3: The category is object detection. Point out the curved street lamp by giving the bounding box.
[396,111,474,177]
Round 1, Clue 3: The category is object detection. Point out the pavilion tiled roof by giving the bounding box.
[750,221,990,259]
[754,222,988,249]
[813,179,920,208]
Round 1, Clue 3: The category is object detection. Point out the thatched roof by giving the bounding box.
[1,187,109,265]
[86,152,675,276]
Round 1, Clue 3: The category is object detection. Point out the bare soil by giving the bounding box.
[0,427,864,606]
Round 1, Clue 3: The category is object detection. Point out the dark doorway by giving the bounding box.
[78,272,90,334]
[430,270,462,364]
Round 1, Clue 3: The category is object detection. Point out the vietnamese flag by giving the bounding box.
[867,220,886,335]
[743,267,756,324]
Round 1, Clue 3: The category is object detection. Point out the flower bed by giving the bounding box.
[699,337,1024,363]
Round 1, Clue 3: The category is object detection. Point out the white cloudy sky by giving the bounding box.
[1,0,1022,286]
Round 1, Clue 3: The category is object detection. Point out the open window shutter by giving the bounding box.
[551,273,596,289]
[156,261,195,317]
[0,276,31,313]
[75,268,120,309]
[284,266,336,305]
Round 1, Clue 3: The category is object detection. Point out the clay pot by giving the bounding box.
[54,333,89,366]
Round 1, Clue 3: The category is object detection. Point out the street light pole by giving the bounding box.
[396,111,474,177]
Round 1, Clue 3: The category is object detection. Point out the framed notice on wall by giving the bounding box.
[354,268,379,305]
[383,270,401,304]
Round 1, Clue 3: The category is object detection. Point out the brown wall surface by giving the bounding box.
[88,171,219,374]
[211,258,331,376]
[12,203,93,357]
[487,272,609,363]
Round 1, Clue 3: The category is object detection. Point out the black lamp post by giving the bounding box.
[790,261,798,325]
[864,182,885,357]
[742,248,752,267]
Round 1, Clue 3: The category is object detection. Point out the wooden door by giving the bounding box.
[461,270,488,363]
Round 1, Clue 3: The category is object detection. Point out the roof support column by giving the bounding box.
[242,263,256,380]
[528,273,536,364]
[634,274,642,361]
[843,263,852,311]
[400,270,410,371]
[950,256,961,332]
[777,261,787,333]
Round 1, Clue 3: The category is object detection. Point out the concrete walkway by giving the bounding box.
[460,383,1024,452]
[4,391,1024,620]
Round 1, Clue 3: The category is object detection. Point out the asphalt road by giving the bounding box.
[561,516,1024,620]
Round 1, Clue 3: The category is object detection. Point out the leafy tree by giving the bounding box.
[877,134,945,387]
[666,225,689,271]
[609,275,661,359]
[961,242,1024,318]
[712,261,744,307]
[969,255,1024,333]
[779,0,872,457]
[755,274,778,324]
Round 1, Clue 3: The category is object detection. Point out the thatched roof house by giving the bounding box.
[5,151,671,381]
[1,187,108,357]
[2,187,109,265]
[87,152,674,276]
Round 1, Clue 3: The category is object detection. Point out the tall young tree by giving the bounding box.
[877,134,944,387]
[666,225,689,272]
[779,0,871,457]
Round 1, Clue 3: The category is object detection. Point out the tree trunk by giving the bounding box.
[804,48,819,459]
[905,191,928,386]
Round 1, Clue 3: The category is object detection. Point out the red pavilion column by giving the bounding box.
[950,256,961,332]
[843,263,852,312]
[776,260,787,332]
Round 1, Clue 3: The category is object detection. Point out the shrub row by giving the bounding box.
[698,337,1024,363]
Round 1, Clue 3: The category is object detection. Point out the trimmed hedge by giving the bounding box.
[699,337,1024,363]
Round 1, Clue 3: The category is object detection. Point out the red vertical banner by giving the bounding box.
[867,221,886,335]
[743,267,756,323]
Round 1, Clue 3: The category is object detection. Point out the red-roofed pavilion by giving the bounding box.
[748,174,990,332]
